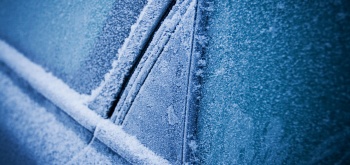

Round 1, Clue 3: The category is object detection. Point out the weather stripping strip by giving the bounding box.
[0,40,170,165]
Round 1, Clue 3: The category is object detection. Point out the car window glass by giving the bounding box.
[0,0,147,94]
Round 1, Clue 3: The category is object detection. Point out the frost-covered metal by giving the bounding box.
[197,0,350,164]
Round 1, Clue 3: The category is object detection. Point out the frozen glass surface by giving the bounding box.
[0,0,147,94]
[119,1,196,163]
[198,0,350,164]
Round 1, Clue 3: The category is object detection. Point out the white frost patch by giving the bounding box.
[214,67,226,76]
[188,140,198,152]
[167,105,179,125]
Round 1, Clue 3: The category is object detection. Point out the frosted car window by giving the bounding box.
[115,1,197,163]
[0,0,147,94]
[197,0,350,164]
